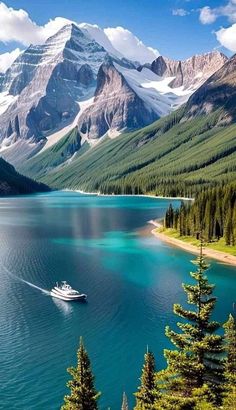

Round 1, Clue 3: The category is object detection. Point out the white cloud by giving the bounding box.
[199,6,217,24]
[172,8,190,17]
[0,2,42,45]
[0,2,72,45]
[104,27,159,64]
[199,1,236,25]
[216,23,236,52]
[0,48,21,72]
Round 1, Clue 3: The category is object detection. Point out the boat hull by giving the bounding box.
[50,290,87,302]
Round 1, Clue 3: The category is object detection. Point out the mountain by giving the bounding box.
[20,54,236,196]
[0,22,227,166]
[0,157,49,195]
[76,59,160,139]
[150,52,227,90]
[0,24,107,144]
[184,53,236,120]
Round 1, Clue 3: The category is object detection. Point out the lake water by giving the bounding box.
[0,192,235,410]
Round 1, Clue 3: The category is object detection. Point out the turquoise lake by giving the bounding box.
[0,192,235,410]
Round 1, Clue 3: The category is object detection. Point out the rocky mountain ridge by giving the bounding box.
[184,53,236,121]
[150,51,228,89]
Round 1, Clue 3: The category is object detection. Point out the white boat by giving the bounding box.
[51,281,87,302]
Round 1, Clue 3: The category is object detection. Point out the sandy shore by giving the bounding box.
[64,189,193,201]
[148,221,236,267]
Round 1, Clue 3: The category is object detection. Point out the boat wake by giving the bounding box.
[1,265,50,295]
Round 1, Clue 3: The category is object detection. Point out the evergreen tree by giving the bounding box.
[158,241,224,407]
[134,349,157,409]
[222,313,236,409]
[224,208,233,246]
[121,392,129,410]
[61,337,100,410]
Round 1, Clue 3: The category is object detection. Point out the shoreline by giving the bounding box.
[63,189,193,201]
[148,221,236,267]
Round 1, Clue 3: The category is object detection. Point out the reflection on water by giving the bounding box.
[51,297,73,316]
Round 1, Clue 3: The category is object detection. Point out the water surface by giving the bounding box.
[0,192,235,410]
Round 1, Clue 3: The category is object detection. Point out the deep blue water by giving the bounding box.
[0,192,235,410]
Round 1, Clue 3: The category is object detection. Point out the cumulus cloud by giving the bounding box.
[0,48,21,72]
[172,8,190,17]
[0,2,72,45]
[199,1,236,25]
[216,23,236,52]
[104,27,159,64]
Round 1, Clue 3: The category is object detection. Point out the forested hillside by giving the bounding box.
[0,157,49,195]
[20,107,236,197]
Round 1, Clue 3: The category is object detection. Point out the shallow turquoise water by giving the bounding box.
[0,192,235,410]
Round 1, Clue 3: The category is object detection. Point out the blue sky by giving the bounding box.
[0,0,236,63]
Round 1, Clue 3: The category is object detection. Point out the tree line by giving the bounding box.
[61,244,236,409]
[164,184,236,246]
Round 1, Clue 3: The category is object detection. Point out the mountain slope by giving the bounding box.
[0,157,49,195]
[20,55,236,196]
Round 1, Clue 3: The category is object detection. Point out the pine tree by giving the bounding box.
[222,313,236,409]
[158,240,225,407]
[61,337,100,410]
[121,392,129,410]
[134,349,157,409]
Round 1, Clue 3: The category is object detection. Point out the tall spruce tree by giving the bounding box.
[157,240,225,408]
[222,313,236,409]
[121,392,129,410]
[134,349,157,409]
[61,337,100,410]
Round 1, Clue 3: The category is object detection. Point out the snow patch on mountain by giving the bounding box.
[115,64,192,117]
[0,92,18,115]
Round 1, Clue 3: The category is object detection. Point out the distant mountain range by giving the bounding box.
[0,21,235,195]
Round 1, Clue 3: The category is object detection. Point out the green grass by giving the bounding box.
[157,228,236,257]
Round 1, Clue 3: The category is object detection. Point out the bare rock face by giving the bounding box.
[151,51,228,90]
[77,60,159,139]
[184,54,236,120]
